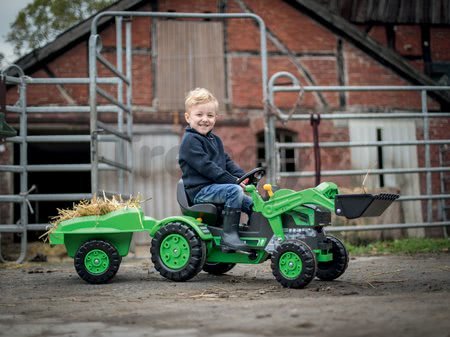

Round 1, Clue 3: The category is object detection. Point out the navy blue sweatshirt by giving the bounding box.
[179,127,245,202]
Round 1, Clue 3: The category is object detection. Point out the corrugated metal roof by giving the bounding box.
[287,0,450,105]
[317,0,450,24]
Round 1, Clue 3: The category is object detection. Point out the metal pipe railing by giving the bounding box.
[0,163,115,173]
[88,11,269,195]
[97,121,132,142]
[277,139,450,149]
[1,11,270,262]
[116,16,125,194]
[1,60,132,262]
[96,52,130,85]
[98,156,131,172]
[278,167,450,177]
[6,105,119,114]
[96,86,131,113]
[0,193,93,202]
[268,71,450,234]
[273,112,450,121]
[3,76,119,85]
[7,135,117,143]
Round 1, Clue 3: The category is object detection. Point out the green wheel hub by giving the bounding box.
[160,234,190,270]
[279,251,303,279]
[84,249,110,275]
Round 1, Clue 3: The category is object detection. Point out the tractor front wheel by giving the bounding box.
[151,223,206,282]
[74,240,121,284]
[271,240,317,289]
[203,262,236,275]
[316,235,349,281]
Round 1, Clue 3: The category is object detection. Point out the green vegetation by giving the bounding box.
[344,238,450,255]
[7,0,115,57]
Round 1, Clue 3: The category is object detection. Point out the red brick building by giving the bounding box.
[2,0,450,236]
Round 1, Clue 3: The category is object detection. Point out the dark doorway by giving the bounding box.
[14,135,90,240]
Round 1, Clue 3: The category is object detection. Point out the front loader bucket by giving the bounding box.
[335,193,399,219]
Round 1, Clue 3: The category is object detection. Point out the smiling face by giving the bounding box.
[185,102,217,135]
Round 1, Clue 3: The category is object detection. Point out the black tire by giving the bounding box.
[271,240,317,289]
[151,223,206,282]
[74,240,121,284]
[203,262,236,275]
[316,235,349,281]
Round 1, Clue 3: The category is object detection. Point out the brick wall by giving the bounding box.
[367,25,387,47]
[7,0,448,112]
[395,25,422,57]
[431,27,450,61]
[3,0,449,221]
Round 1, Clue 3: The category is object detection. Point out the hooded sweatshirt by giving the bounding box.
[178,127,245,202]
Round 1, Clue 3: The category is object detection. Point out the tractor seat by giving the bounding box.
[176,179,222,225]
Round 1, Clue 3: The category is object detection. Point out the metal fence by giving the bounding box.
[88,11,269,195]
[2,10,448,263]
[0,19,133,262]
[267,71,450,234]
[0,11,269,263]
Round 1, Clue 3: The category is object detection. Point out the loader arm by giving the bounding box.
[245,182,338,240]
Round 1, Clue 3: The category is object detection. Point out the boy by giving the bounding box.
[178,88,252,251]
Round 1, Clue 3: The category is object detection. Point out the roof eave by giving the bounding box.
[285,0,450,106]
[12,0,147,74]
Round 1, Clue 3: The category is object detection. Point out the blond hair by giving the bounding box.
[185,88,219,113]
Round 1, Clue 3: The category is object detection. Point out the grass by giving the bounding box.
[344,238,450,255]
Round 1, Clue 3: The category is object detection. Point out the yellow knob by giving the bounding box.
[196,218,202,222]
[263,184,274,197]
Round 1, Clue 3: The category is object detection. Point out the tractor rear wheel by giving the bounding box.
[203,262,236,275]
[74,240,121,284]
[316,235,349,281]
[271,240,317,288]
[151,223,206,282]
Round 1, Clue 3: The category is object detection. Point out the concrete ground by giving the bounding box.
[0,253,449,337]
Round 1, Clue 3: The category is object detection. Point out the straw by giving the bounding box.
[41,193,146,241]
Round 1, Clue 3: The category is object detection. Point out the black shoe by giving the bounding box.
[221,207,249,251]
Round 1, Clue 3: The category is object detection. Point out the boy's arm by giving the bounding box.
[180,138,238,184]
[225,153,245,177]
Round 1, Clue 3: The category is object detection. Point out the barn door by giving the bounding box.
[348,119,424,236]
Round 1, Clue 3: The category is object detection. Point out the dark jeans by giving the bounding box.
[193,183,253,215]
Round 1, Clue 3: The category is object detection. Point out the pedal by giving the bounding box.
[236,249,258,260]
[235,249,251,255]
[220,246,258,259]
[220,246,236,253]
[238,223,250,231]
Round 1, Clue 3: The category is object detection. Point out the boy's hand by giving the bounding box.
[239,178,249,189]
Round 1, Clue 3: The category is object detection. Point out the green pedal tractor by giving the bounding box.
[49,168,398,288]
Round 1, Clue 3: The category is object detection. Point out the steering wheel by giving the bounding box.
[236,167,266,187]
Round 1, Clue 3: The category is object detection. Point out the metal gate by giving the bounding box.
[0,17,134,262]
[0,11,269,262]
[266,71,450,234]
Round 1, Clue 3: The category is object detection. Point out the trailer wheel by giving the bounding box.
[151,223,206,282]
[316,235,349,281]
[271,240,317,289]
[203,262,236,275]
[74,240,121,284]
